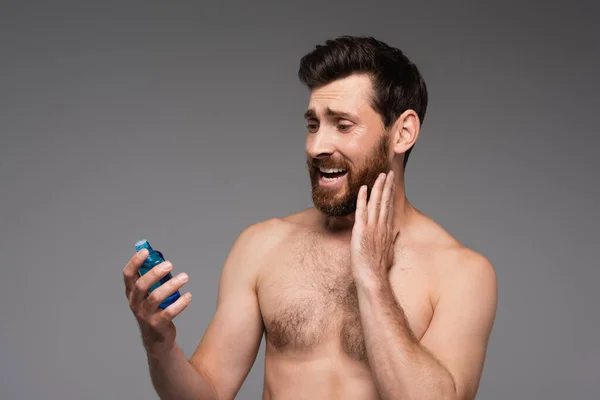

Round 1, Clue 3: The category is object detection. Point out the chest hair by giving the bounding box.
[263,231,368,362]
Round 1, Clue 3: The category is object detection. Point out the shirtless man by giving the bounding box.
[123,36,498,400]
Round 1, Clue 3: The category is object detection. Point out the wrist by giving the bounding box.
[353,267,389,292]
[142,330,177,360]
[145,339,177,360]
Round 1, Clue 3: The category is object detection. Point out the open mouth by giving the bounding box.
[318,167,348,181]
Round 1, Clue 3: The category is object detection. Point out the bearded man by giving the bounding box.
[123,35,498,400]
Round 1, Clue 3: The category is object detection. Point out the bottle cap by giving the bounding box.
[135,238,154,253]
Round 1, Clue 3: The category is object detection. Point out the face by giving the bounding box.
[304,74,392,217]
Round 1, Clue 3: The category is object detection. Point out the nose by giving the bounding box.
[306,130,335,159]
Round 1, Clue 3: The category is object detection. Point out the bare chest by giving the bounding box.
[257,232,434,363]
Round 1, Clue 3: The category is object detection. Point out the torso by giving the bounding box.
[256,208,456,400]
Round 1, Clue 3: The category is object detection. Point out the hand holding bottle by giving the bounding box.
[123,240,192,356]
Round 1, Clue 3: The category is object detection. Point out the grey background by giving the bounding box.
[1,1,598,399]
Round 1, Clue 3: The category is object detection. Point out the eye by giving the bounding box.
[337,124,352,132]
[306,123,319,133]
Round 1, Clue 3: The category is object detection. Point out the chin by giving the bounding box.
[313,198,357,217]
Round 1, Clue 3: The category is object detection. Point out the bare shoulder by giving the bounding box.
[411,212,497,307]
[445,244,495,296]
[439,245,497,308]
[228,208,317,266]
[436,237,496,284]
[229,218,291,260]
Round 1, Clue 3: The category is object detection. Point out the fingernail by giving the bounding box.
[138,248,148,258]
[178,273,188,282]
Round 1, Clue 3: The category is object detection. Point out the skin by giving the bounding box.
[123,73,498,400]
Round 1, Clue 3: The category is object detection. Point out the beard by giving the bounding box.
[307,134,392,217]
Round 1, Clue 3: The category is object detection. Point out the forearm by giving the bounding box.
[147,343,219,400]
[356,277,456,400]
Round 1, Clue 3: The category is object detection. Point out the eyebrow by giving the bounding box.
[304,107,359,121]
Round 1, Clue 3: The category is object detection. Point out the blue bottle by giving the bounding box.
[135,239,181,309]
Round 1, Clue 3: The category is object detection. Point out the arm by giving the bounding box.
[350,172,497,400]
[146,342,218,400]
[355,252,497,400]
[146,221,269,400]
[187,221,271,400]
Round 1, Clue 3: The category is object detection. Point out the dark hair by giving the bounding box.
[298,36,428,168]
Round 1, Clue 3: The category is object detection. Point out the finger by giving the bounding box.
[130,261,173,307]
[367,173,386,225]
[379,170,394,225]
[123,248,148,295]
[354,185,368,228]
[153,292,193,326]
[388,172,396,226]
[143,272,189,313]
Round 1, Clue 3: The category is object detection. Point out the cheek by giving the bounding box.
[344,140,369,164]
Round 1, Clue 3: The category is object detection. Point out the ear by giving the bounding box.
[391,109,420,155]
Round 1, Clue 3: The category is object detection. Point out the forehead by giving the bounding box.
[307,74,375,116]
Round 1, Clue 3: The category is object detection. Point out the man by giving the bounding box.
[123,36,498,400]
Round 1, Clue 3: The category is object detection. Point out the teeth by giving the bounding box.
[319,168,347,173]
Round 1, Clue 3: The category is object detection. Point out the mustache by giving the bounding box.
[306,157,350,170]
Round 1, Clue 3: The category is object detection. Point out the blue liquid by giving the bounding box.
[135,239,181,309]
